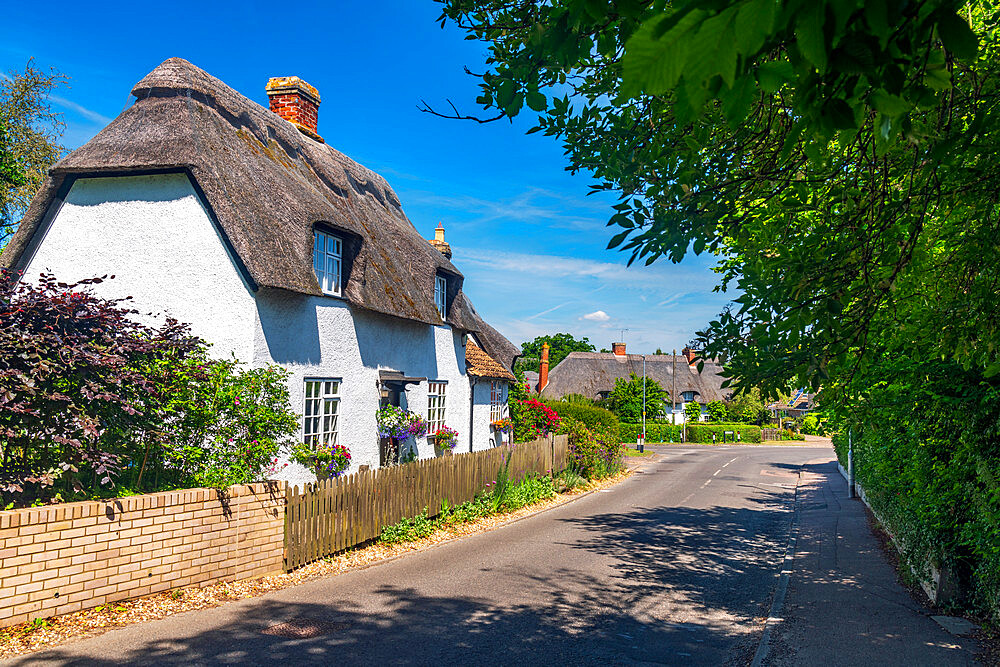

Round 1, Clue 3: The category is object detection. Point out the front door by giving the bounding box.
[379,384,402,466]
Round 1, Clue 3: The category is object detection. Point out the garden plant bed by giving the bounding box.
[0,469,630,658]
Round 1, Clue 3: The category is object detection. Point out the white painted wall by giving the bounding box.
[469,379,509,453]
[21,172,505,490]
[20,174,256,361]
[253,289,476,488]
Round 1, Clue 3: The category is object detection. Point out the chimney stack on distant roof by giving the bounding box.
[612,342,627,356]
[428,222,452,259]
[266,76,323,142]
[682,346,698,365]
[538,343,550,392]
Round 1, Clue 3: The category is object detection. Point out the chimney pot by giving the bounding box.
[266,76,323,142]
[612,342,627,356]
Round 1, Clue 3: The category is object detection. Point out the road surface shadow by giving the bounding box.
[10,497,798,666]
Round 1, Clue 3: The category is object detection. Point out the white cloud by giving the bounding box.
[403,185,611,232]
[49,95,112,125]
[582,310,610,322]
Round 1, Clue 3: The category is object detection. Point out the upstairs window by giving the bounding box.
[428,381,447,432]
[434,274,447,318]
[303,379,341,447]
[681,391,696,402]
[313,229,343,296]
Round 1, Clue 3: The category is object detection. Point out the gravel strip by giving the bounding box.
[0,470,631,658]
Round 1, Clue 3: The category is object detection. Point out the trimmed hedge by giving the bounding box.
[620,422,682,443]
[544,400,619,441]
[687,424,762,443]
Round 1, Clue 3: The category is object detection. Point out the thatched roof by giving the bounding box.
[539,352,728,404]
[2,57,518,369]
[465,342,516,381]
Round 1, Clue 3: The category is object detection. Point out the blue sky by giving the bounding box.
[2,0,731,354]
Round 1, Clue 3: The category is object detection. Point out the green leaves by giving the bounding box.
[756,60,794,93]
[440,0,999,401]
[937,12,978,60]
[795,3,828,73]
[622,9,705,97]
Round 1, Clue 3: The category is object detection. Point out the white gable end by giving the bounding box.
[21,173,255,360]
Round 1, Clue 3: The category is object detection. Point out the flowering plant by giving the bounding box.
[290,441,351,479]
[517,399,561,440]
[377,405,428,439]
[432,426,459,450]
[491,418,513,433]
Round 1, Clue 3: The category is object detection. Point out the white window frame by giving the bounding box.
[434,274,447,318]
[428,381,447,432]
[313,229,343,296]
[303,378,341,447]
[490,381,505,422]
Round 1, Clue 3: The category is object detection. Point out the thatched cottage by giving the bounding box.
[538,344,727,422]
[1,58,518,484]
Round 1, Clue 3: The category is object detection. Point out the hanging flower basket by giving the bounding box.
[491,418,513,433]
[432,426,459,453]
[377,405,428,439]
[290,442,351,480]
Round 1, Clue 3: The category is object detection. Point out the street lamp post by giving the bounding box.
[642,354,646,447]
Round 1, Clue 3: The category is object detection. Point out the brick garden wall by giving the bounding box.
[0,483,285,628]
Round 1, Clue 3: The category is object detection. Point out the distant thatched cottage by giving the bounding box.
[1,58,518,485]
[538,343,727,422]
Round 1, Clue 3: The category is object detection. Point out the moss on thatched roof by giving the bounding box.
[3,57,519,369]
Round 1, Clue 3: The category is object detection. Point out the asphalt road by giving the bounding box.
[5,445,832,666]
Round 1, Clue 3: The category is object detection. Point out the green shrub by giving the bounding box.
[558,415,623,479]
[831,359,1000,623]
[555,467,587,492]
[503,473,556,510]
[0,268,301,507]
[544,400,620,442]
[686,424,762,443]
[380,509,436,543]
[619,422,682,443]
[685,402,703,423]
[706,400,728,422]
[801,413,822,435]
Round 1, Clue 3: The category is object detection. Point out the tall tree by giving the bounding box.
[605,372,668,422]
[0,60,65,249]
[431,0,998,400]
[518,332,596,372]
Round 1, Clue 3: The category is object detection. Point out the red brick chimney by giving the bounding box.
[266,76,323,142]
[538,343,550,392]
[682,346,698,365]
[612,342,627,356]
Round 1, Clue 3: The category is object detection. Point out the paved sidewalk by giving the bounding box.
[761,455,979,665]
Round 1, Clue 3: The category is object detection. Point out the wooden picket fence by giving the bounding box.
[284,434,569,570]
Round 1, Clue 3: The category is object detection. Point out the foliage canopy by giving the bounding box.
[517,332,596,373]
[434,0,1000,398]
[605,372,668,422]
[0,60,64,249]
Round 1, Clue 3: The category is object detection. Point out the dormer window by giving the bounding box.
[313,229,342,296]
[434,274,447,318]
[681,391,696,402]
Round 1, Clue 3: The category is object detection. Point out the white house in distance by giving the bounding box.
[1,58,518,486]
